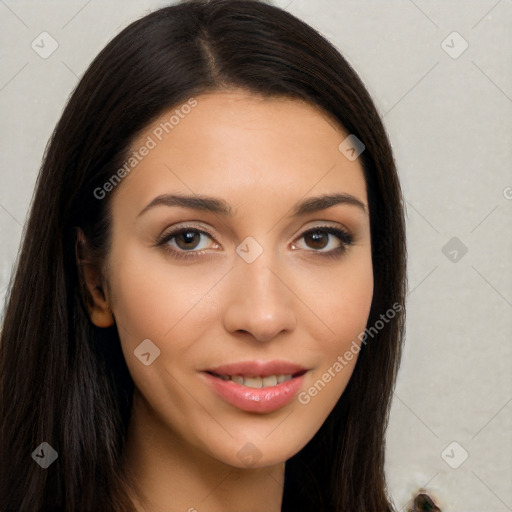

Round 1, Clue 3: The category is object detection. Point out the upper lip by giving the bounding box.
[204,360,308,378]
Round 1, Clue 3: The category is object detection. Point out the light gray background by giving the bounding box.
[1,1,511,511]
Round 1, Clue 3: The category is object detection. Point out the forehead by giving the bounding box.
[112,90,367,216]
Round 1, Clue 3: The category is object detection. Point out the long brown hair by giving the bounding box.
[0,1,406,510]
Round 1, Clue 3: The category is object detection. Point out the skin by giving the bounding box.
[82,90,373,512]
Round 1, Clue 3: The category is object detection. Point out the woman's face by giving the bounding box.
[104,90,373,468]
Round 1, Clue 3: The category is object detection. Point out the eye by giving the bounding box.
[292,226,354,256]
[156,226,219,258]
[169,229,211,251]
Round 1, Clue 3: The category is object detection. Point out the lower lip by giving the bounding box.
[202,372,306,413]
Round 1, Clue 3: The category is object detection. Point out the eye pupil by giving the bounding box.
[176,231,200,249]
[305,231,328,249]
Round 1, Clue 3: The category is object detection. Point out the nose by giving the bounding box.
[222,251,297,343]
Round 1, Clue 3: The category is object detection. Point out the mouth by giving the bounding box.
[201,361,309,413]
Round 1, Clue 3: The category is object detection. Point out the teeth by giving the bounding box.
[262,375,277,387]
[243,377,263,388]
[216,374,293,388]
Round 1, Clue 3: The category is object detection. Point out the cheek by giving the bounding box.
[108,265,166,343]
[106,251,214,412]
[107,243,213,340]
[295,251,373,399]
[299,250,374,343]
[105,245,230,395]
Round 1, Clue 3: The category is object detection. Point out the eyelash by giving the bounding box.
[155,225,354,261]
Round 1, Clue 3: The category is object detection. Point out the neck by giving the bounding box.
[122,391,285,512]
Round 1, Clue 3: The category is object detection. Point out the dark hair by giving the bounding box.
[0,1,406,510]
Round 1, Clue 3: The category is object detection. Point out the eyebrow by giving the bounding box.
[137,192,367,218]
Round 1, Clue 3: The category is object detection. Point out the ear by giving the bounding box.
[75,227,115,328]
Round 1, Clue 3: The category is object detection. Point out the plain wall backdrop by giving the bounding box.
[1,1,511,510]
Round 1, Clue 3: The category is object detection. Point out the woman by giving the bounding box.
[0,1,409,510]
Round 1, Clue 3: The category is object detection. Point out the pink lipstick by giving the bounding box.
[201,360,308,414]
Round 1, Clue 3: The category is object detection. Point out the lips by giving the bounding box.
[201,360,308,413]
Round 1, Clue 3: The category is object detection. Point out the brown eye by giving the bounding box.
[157,227,218,256]
[294,226,353,255]
[174,230,202,250]
[304,230,330,250]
